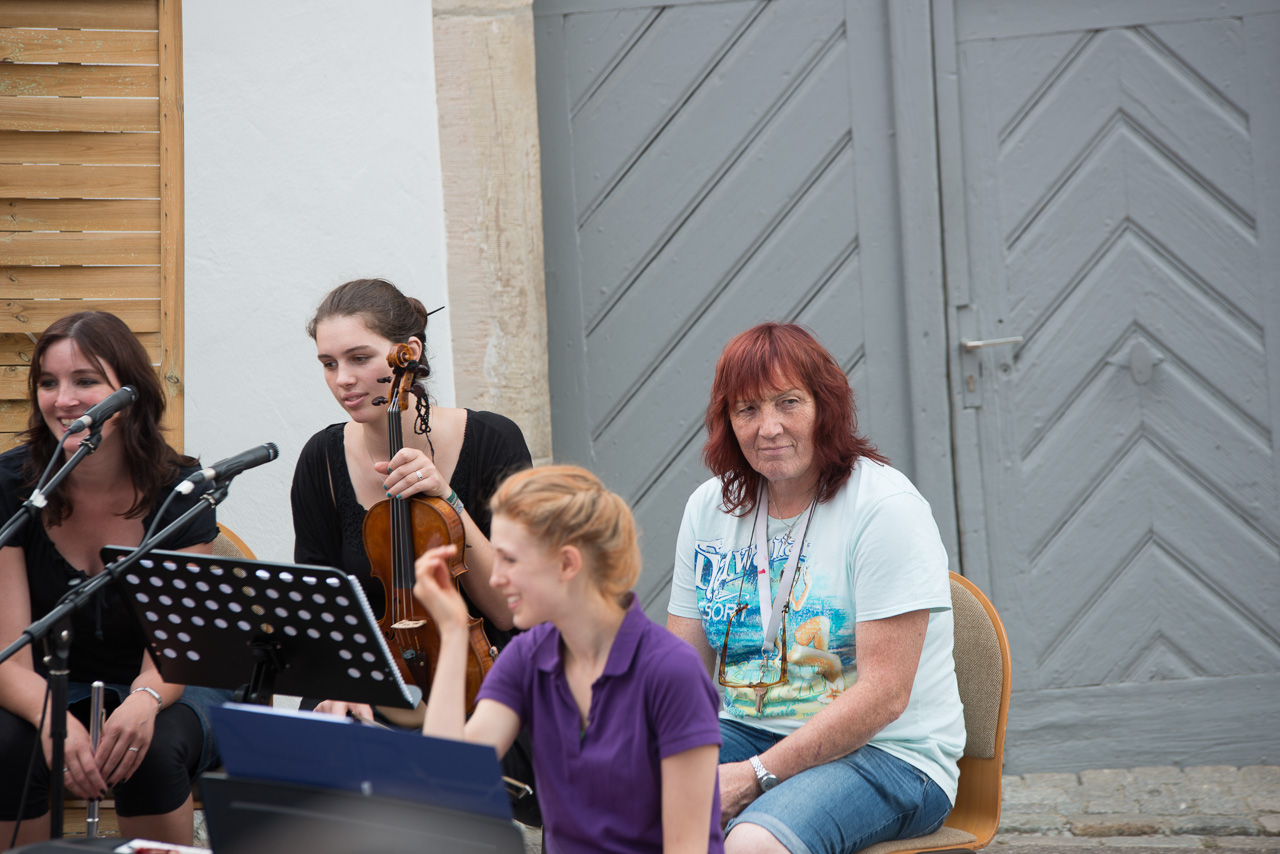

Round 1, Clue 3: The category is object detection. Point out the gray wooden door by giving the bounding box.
[534,0,958,620]
[938,0,1280,770]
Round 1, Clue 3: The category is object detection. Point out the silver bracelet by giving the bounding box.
[445,489,466,516]
[131,686,163,709]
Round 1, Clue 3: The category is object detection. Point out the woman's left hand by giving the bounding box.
[96,690,159,787]
[718,760,761,826]
[376,448,449,501]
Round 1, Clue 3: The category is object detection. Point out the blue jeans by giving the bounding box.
[720,719,952,854]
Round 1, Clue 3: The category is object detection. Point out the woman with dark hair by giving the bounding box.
[290,277,539,824]
[667,323,965,854]
[0,311,220,849]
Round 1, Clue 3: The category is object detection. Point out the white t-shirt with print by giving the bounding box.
[668,459,965,801]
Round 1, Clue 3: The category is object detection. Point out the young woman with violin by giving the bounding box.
[0,311,222,850]
[289,277,539,823]
[414,466,724,854]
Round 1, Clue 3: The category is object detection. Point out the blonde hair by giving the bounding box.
[489,465,640,602]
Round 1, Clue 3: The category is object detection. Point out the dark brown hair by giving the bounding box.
[703,322,886,515]
[307,278,430,357]
[21,311,193,524]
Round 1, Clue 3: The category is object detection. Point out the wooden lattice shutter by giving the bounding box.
[0,0,184,452]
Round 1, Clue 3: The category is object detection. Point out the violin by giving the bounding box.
[362,343,496,714]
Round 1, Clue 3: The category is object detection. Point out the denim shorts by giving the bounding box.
[720,718,952,854]
[66,681,232,774]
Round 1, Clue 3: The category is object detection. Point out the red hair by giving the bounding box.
[703,323,886,515]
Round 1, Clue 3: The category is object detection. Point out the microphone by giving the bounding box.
[175,443,279,494]
[65,386,138,435]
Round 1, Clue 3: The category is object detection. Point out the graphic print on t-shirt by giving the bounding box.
[693,529,855,719]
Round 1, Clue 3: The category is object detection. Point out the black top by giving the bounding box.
[289,410,532,645]
[0,445,219,685]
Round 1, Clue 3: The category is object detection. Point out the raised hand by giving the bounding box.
[413,544,468,630]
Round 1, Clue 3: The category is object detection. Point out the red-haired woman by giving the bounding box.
[667,323,965,854]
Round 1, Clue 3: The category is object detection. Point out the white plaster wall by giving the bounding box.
[183,1,453,563]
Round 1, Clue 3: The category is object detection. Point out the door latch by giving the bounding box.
[957,306,1022,409]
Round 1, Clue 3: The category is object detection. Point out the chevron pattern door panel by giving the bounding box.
[946,1,1280,768]
[536,0,918,617]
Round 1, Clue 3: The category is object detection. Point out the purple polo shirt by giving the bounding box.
[477,594,724,853]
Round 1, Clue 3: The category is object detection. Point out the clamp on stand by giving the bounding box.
[234,641,286,707]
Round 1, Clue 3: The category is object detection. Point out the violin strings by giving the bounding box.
[389,384,406,626]
[386,355,430,664]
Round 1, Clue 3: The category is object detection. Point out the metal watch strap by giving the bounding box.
[749,754,779,790]
[131,686,162,709]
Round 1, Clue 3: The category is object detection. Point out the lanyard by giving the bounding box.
[752,481,815,654]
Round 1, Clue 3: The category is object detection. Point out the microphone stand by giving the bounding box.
[0,429,101,839]
[0,429,104,553]
[0,473,229,839]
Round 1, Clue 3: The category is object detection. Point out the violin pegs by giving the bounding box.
[372,396,388,406]
[377,376,393,383]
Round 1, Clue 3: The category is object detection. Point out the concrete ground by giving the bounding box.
[514,764,1280,854]
[187,763,1279,852]
[993,765,1280,853]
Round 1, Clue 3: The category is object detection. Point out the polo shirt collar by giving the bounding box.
[530,592,646,676]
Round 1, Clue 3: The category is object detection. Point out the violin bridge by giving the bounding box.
[391,619,428,629]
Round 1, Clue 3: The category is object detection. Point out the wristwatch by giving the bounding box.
[749,755,780,792]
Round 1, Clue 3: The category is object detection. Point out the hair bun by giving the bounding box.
[308,278,432,351]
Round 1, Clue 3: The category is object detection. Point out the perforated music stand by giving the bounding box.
[104,547,417,709]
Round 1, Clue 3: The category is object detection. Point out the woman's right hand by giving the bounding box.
[313,700,375,722]
[46,714,108,800]
[413,544,468,632]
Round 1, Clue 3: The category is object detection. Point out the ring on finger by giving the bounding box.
[127,746,139,752]
[416,471,424,481]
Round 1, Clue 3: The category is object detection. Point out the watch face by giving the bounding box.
[760,773,780,791]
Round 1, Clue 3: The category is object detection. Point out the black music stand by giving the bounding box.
[104,547,417,709]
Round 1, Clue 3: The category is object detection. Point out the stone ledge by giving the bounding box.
[1067,815,1260,837]
[992,835,1103,847]
[1241,768,1280,786]
[1204,839,1280,851]
[1092,838,1205,848]
[1068,815,1163,837]
[993,835,1280,852]
[1001,812,1071,834]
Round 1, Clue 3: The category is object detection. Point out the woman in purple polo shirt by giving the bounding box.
[414,465,725,854]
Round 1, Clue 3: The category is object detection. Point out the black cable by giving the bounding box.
[144,486,183,544]
[9,679,53,849]
[33,442,65,494]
